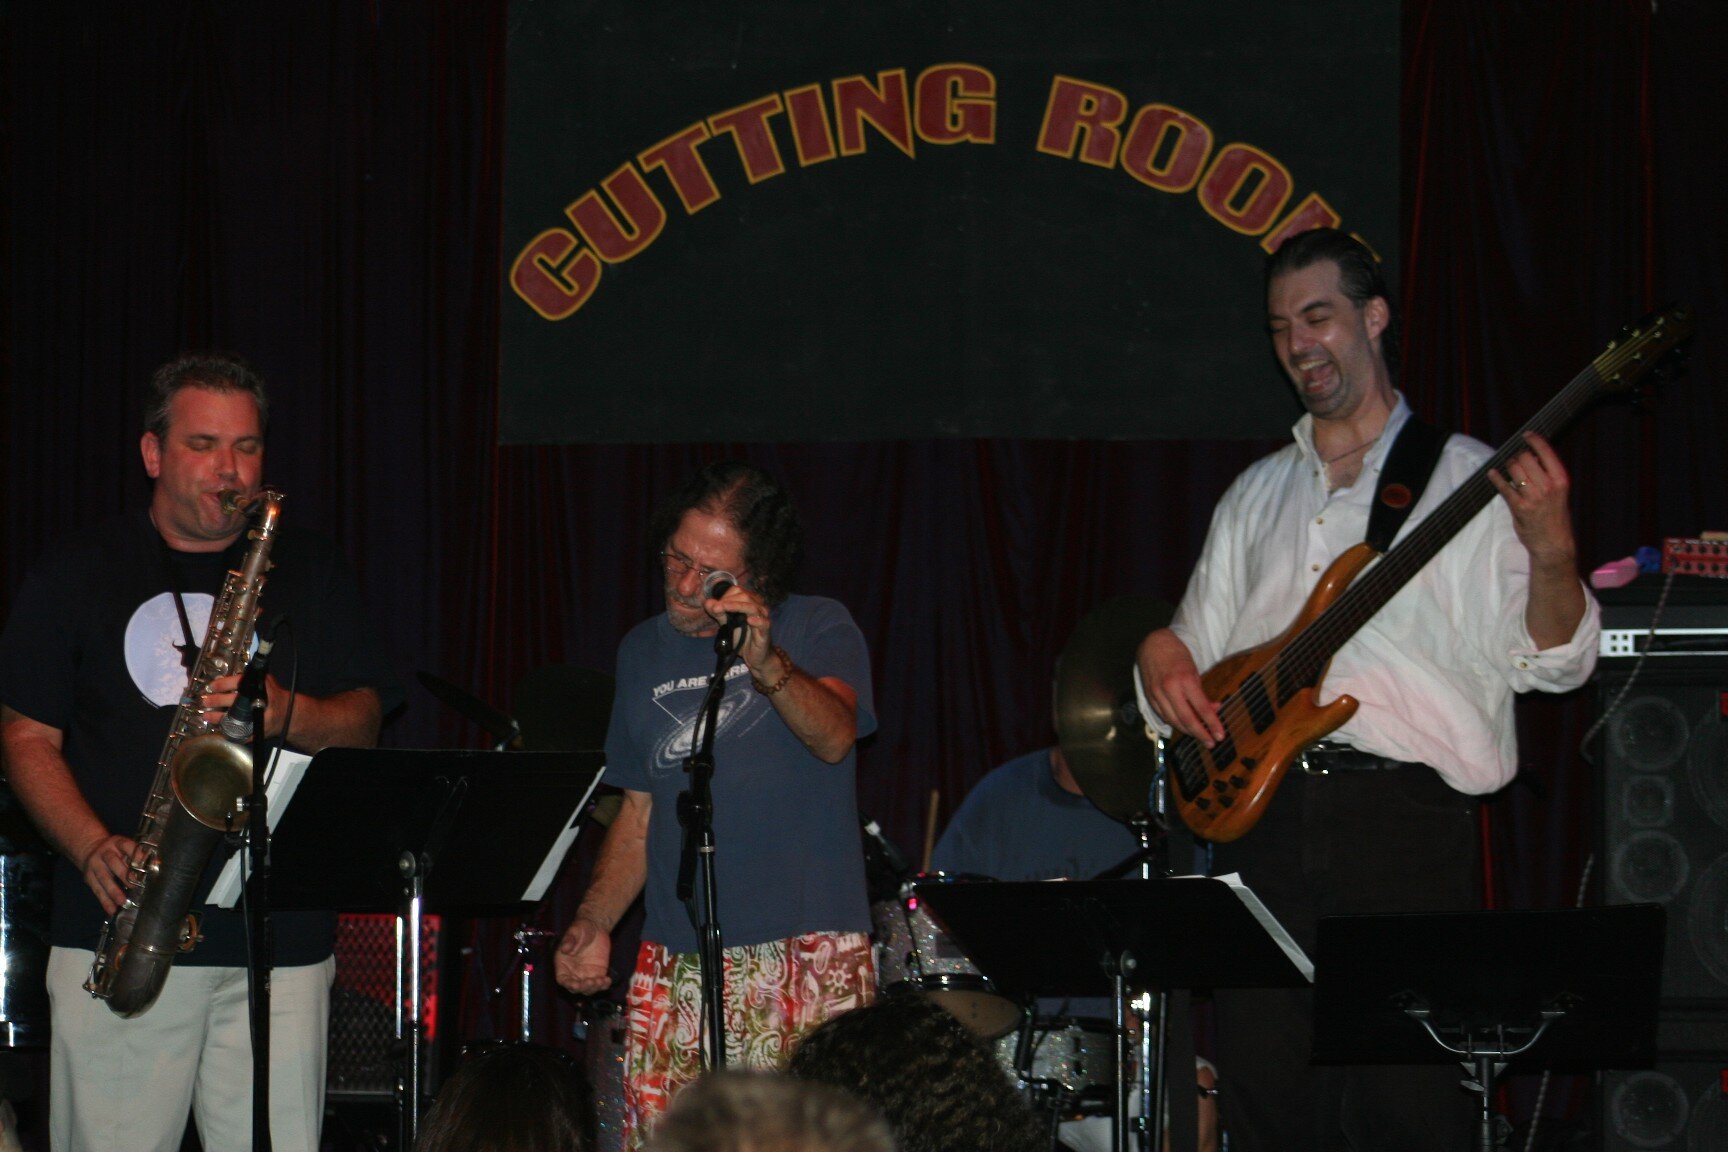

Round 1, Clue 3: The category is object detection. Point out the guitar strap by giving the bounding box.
[1364,415,1447,554]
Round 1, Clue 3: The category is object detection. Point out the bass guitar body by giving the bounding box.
[1169,544,1379,843]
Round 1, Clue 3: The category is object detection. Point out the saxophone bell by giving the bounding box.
[169,733,254,832]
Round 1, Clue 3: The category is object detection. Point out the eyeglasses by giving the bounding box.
[659,550,734,583]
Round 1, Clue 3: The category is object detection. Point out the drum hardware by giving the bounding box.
[871,873,1021,1039]
[417,664,615,758]
[999,1013,1121,1115]
[574,999,628,1152]
[510,664,616,758]
[909,876,1306,1152]
[0,784,49,1051]
[1053,596,1173,826]
[0,852,50,1049]
[417,670,523,751]
[1055,595,1187,1152]
[489,927,559,1043]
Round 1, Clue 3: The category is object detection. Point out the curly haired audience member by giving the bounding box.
[643,1071,892,1152]
[787,993,1047,1152]
[415,1042,597,1152]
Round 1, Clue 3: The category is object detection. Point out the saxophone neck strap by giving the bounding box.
[147,511,202,674]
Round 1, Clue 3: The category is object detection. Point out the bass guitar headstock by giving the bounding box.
[1594,304,1695,399]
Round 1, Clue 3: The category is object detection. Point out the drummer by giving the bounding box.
[932,744,1219,1152]
[931,744,1137,1026]
[933,745,1140,885]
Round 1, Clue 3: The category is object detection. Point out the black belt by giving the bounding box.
[1298,743,1419,774]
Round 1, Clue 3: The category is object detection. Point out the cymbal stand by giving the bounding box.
[1126,814,1166,1152]
[490,927,558,1042]
[1133,737,1179,1152]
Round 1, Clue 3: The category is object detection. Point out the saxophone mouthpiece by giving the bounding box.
[216,489,281,517]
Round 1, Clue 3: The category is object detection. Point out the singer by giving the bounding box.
[555,461,876,1150]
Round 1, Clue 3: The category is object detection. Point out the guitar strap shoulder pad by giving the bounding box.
[1365,415,1448,554]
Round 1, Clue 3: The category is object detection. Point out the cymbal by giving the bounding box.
[1055,595,1174,823]
[417,670,520,747]
[512,664,614,755]
[513,664,619,825]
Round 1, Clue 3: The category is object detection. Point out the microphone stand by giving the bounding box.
[242,677,273,1152]
[675,617,740,1070]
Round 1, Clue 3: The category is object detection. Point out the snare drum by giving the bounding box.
[995,1017,1117,1113]
[871,873,1021,1038]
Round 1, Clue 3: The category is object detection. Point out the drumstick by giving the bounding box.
[921,788,940,873]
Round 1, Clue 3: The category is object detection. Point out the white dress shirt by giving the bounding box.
[1138,396,1600,794]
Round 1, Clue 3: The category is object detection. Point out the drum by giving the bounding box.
[576,999,628,1152]
[995,1017,1117,1113]
[870,872,1021,1039]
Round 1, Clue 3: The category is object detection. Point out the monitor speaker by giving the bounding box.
[327,913,442,1100]
[1597,671,1728,1005]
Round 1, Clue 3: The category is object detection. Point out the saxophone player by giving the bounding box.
[0,354,401,1152]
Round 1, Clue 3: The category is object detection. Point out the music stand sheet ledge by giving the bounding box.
[260,748,606,915]
[913,876,1311,1000]
[1311,905,1665,1067]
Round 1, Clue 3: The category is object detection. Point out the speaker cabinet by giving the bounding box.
[1600,1060,1728,1150]
[327,913,442,1100]
[1598,672,1728,1005]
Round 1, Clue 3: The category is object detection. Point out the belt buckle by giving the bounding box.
[1299,747,1328,776]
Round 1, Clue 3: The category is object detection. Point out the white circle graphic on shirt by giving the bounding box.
[123,592,236,707]
[649,672,772,778]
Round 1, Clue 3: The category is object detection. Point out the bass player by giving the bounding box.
[1134,228,1599,1151]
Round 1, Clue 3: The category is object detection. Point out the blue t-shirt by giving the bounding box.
[932,749,1141,882]
[605,594,876,953]
[933,749,1142,1019]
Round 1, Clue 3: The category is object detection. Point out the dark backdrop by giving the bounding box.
[499,0,1400,442]
[4,0,1725,1125]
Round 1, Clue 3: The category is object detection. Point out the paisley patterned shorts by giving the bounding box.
[621,931,875,1150]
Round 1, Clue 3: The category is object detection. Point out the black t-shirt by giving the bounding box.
[0,510,402,965]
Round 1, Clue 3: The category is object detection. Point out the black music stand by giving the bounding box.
[1312,905,1666,1152]
[259,748,606,1150]
[916,875,1310,1152]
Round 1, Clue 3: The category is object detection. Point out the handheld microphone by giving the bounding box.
[700,570,739,601]
[700,570,748,651]
[219,619,280,742]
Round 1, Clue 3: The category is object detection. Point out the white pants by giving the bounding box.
[47,947,333,1152]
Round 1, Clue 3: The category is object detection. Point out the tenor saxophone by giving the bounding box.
[86,487,285,1017]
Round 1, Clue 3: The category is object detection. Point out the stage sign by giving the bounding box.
[502,1,1398,443]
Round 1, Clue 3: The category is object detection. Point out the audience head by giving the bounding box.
[788,993,1047,1152]
[414,1042,597,1152]
[643,1070,893,1152]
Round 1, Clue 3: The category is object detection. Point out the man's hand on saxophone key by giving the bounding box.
[76,832,137,917]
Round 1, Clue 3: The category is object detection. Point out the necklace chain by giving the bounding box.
[1321,433,1381,466]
